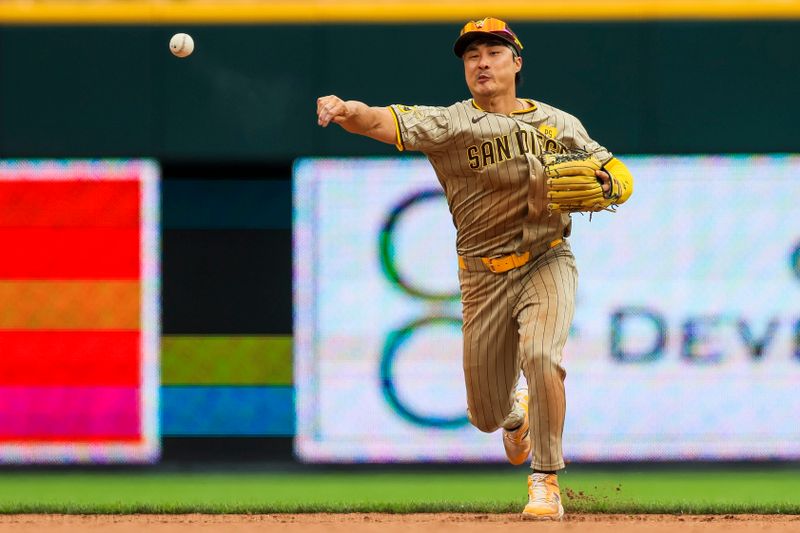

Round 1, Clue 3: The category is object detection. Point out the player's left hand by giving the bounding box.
[595,170,611,194]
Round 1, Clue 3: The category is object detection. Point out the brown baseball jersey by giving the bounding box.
[389,98,612,470]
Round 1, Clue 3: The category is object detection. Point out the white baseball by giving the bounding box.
[169,33,194,58]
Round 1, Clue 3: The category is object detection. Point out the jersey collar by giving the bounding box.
[471,98,538,115]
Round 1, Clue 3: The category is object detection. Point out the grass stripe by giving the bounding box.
[0,469,797,514]
[161,336,292,385]
[2,502,800,515]
[6,502,798,515]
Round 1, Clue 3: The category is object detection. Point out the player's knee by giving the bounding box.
[471,419,500,433]
[520,350,566,380]
[467,408,500,433]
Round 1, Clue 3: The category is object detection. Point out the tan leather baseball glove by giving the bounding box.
[542,152,616,213]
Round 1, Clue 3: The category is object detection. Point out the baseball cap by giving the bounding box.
[453,17,524,58]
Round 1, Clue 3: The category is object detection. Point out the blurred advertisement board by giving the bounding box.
[293,155,800,462]
[0,160,159,464]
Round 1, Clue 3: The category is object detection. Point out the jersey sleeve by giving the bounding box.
[567,116,613,165]
[566,116,633,204]
[387,104,452,153]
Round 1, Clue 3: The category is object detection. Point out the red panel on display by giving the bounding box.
[0,331,140,386]
[0,181,139,227]
[0,227,139,279]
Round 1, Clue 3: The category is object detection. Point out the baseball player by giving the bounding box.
[316,17,633,520]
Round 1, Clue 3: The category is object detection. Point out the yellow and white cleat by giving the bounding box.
[502,389,530,465]
[522,473,564,521]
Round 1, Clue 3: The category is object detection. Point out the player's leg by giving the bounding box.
[512,244,577,520]
[501,372,531,465]
[458,269,521,435]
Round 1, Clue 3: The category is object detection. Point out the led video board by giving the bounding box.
[294,155,800,462]
[0,160,159,463]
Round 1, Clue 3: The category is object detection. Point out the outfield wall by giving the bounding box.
[0,14,798,457]
[1,21,799,158]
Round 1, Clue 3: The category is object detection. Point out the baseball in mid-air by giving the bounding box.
[169,33,194,58]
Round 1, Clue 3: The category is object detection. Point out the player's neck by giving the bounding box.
[473,93,522,116]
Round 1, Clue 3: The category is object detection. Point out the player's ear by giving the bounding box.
[515,56,522,73]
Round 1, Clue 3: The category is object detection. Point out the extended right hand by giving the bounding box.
[317,95,351,127]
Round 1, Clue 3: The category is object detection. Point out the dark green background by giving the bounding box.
[1,22,797,159]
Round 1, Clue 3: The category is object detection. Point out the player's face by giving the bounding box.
[462,43,521,98]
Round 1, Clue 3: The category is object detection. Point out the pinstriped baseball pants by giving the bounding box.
[458,242,577,471]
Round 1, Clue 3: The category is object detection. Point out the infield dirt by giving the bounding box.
[0,514,799,532]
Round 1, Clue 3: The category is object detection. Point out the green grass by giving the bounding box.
[0,468,798,514]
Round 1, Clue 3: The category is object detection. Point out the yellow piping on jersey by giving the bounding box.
[387,106,405,152]
[471,99,538,114]
[511,99,538,114]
